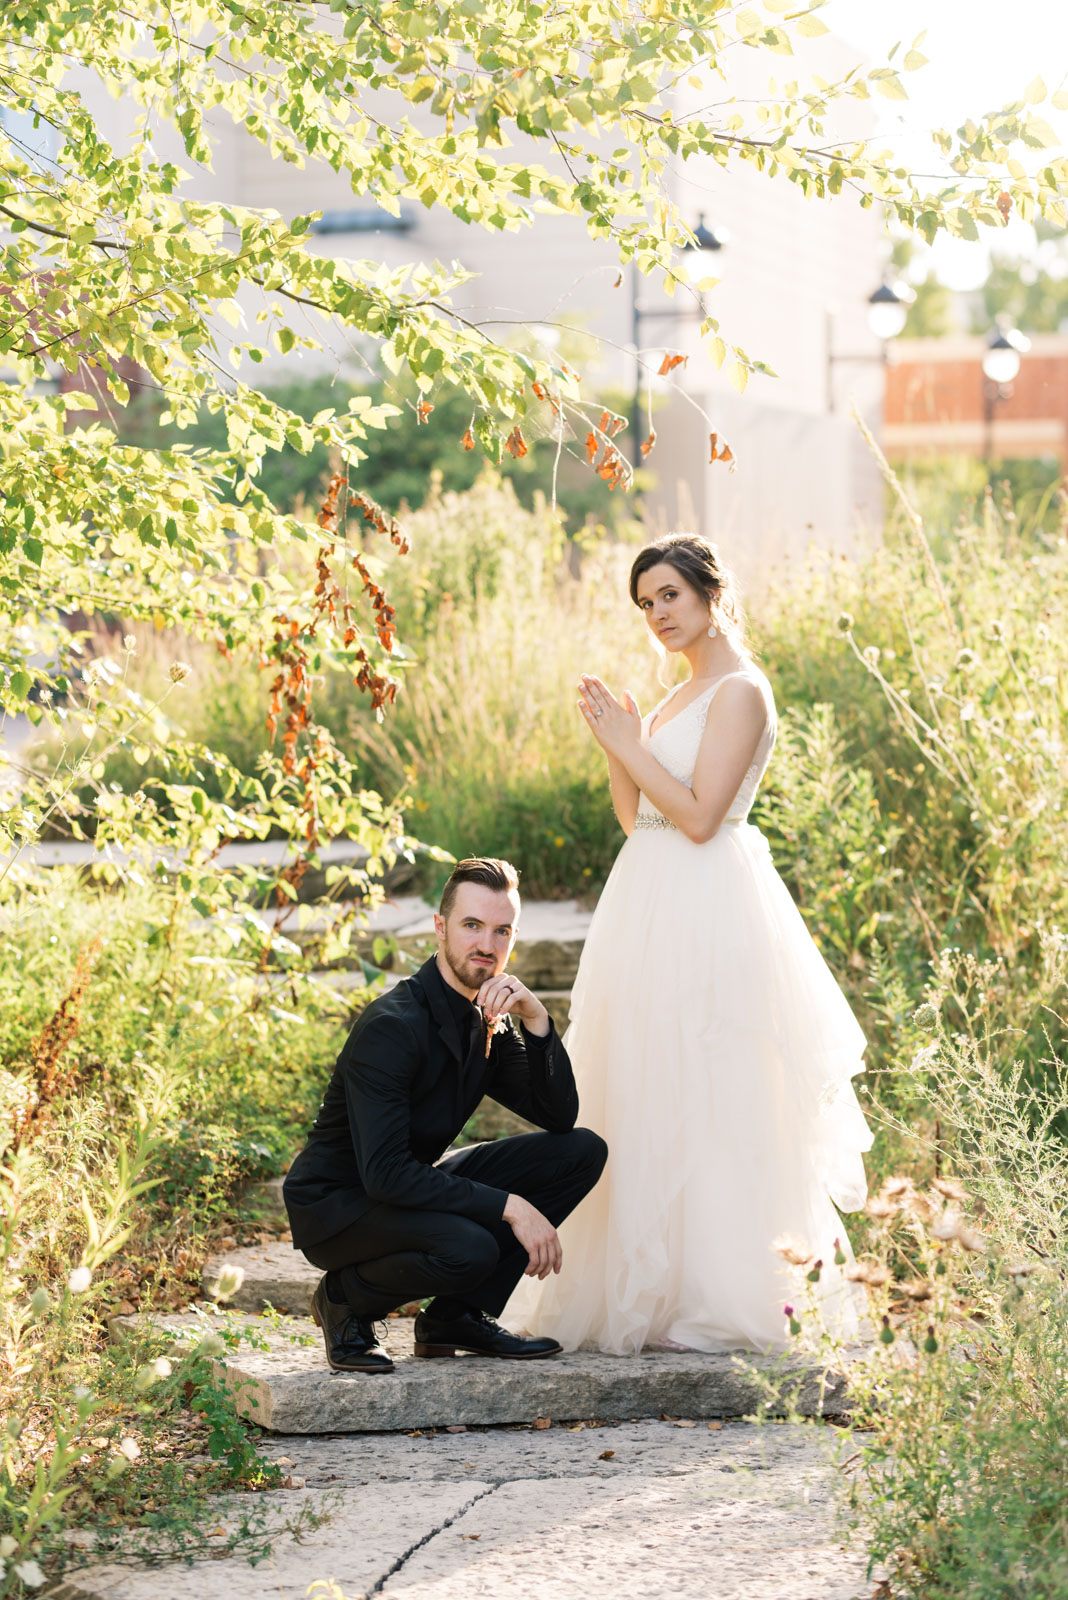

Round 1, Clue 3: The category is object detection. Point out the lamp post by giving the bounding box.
[630,214,728,460]
[825,279,915,411]
[981,324,1030,464]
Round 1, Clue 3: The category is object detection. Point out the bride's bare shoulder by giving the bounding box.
[708,671,770,729]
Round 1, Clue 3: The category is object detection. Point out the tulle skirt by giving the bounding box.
[504,819,873,1354]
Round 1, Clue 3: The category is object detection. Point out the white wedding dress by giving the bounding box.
[505,665,872,1353]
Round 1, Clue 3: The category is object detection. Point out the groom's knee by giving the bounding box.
[564,1126,608,1179]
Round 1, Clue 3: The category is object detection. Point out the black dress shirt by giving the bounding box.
[283,956,578,1251]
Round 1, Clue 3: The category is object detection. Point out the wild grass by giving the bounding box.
[0,874,366,1592]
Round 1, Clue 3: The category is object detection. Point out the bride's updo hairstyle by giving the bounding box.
[628,533,745,642]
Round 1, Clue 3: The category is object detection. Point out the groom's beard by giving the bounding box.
[441,936,503,994]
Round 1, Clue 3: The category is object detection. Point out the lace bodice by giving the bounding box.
[636,667,777,827]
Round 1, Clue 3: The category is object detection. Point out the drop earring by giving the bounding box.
[707,616,719,638]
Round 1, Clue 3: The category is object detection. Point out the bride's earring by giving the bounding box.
[707,615,719,638]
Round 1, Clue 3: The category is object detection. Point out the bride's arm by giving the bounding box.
[606,752,640,836]
[580,676,765,844]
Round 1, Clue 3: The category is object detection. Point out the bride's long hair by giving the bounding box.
[628,534,747,683]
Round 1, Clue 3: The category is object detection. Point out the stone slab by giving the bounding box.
[60,1423,869,1600]
[200,1243,318,1316]
[379,1474,868,1600]
[56,1481,486,1600]
[239,1176,288,1225]
[117,1313,850,1435]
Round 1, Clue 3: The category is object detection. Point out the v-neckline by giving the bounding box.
[647,672,743,739]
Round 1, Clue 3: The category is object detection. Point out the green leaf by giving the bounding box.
[873,72,908,101]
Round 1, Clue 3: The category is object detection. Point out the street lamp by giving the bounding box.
[826,279,915,411]
[981,324,1030,462]
[630,216,727,459]
[866,281,914,342]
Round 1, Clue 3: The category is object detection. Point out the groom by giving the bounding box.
[283,856,607,1373]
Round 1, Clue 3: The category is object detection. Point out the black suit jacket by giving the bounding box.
[283,957,579,1251]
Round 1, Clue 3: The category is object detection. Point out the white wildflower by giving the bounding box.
[959,699,978,723]
[209,1264,245,1301]
[0,1536,16,1558]
[168,661,192,684]
[67,1266,92,1295]
[152,1356,173,1380]
[930,1211,961,1242]
[119,1437,141,1462]
[957,1226,987,1253]
[14,1558,46,1588]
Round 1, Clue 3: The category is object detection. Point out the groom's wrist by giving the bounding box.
[519,1001,551,1039]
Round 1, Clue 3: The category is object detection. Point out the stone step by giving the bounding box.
[239,1175,288,1226]
[113,1311,850,1435]
[201,1241,317,1316]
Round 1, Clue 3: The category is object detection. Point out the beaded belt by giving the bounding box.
[633,814,745,831]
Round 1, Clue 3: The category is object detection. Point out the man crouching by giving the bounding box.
[283,857,607,1373]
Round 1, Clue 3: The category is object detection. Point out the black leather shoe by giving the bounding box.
[310,1279,394,1373]
[413,1305,562,1360]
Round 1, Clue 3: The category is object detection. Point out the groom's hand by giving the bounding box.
[503,1194,563,1279]
[476,973,550,1038]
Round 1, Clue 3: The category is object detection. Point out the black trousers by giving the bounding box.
[301,1128,607,1319]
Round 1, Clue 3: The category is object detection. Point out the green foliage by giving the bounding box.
[903,270,958,337]
[123,371,636,531]
[4,0,1066,870]
[972,225,1068,335]
[784,956,1068,1598]
[0,872,360,1591]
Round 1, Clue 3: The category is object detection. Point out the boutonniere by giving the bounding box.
[482,1011,506,1059]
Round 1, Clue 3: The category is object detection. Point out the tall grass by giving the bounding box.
[0,874,363,1592]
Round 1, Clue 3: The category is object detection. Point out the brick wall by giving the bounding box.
[884,335,1068,460]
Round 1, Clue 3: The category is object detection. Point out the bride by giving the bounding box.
[504,533,872,1354]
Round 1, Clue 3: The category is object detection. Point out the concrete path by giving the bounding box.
[61,1418,871,1600]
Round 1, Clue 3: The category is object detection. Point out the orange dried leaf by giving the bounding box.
[640,430,657,458]
[416,399,434,423]
[997,190,1013,222]
[461,427,476,451]
[505,425,528,459]
[585,431,598,463]
[658,352,688,376]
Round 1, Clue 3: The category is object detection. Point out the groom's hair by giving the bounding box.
[439,857,520,921]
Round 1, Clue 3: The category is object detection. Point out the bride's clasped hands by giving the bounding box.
[576,675,641,757]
